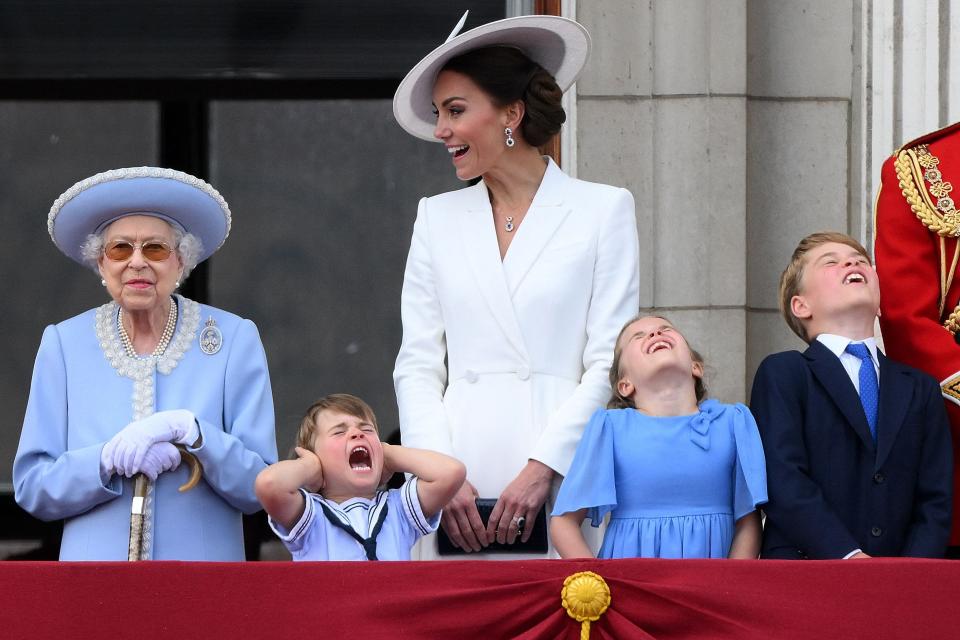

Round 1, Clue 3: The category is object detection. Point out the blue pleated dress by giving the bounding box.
[552,400,768,559]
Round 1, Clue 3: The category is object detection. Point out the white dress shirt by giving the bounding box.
[816,333,880,391]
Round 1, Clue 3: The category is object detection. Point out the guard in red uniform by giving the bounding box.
[875,122,960,551]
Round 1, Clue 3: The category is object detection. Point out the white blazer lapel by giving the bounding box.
[457,182,529,357]
[502,159,571,294]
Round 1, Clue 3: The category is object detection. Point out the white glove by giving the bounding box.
[100,441,182,481]
[135,442,182,480]
[101,410,198,477]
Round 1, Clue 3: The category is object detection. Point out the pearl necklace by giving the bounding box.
[118,297,178,358]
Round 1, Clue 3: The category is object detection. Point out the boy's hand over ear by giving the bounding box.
[380,443,397,485]
[294,447,324,493]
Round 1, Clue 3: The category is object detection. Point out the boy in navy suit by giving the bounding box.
[751,231,952,558]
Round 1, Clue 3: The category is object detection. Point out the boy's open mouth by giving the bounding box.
[349,446,371,471]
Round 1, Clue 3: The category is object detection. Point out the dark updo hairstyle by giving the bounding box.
[441,45,566,148]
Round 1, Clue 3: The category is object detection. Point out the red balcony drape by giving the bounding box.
[1,558,957,639]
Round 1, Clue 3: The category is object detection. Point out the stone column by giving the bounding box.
[744,1,856,392]
[576,0,749,401]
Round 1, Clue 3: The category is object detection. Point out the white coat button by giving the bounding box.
[465,369,479,383]
[517,366,531,380]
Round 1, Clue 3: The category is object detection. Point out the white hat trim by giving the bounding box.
[47,166,232,247]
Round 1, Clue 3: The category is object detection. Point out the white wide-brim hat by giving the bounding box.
[393,14,591,142]
[48,167,232,265]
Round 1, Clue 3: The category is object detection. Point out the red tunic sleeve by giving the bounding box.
[875,130,960,545]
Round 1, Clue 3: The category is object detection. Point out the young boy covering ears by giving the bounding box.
[256,394,465,560]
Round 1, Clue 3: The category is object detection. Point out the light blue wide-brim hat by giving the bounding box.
[393,13,591,142]
[48,167,232,266]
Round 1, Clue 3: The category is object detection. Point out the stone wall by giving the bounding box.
[575,0,860,401]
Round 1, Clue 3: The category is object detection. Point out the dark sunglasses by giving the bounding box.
[103,240,174,262]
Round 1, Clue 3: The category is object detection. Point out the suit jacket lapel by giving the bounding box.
[875,352,910,470]
[458,181,529,357]
[502,159,571,295]
[804,340,876,452]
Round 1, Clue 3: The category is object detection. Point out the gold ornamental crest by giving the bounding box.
[561,571,611,639]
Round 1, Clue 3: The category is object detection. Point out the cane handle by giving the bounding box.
[175,446,203,492]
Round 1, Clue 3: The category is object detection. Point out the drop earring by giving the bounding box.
[504,127,515,148]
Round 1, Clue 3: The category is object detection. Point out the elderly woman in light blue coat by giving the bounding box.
[13,168,278,560]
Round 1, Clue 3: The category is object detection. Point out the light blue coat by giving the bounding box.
[13,296,278,560]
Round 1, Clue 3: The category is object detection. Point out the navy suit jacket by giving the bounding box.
[750,340,952,558]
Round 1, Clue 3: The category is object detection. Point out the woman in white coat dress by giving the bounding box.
[392,15,640,558]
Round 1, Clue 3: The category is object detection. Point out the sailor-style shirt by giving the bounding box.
[269,477,439,561]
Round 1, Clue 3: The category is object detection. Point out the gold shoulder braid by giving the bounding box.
[894,144,960,237]
[945,306,960,334]
[895,144,960,325]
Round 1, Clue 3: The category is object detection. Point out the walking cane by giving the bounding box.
[127,446,203,561]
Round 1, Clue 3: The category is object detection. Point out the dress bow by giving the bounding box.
[689,399,722,451]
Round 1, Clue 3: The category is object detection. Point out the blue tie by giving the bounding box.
[845,342,878,443]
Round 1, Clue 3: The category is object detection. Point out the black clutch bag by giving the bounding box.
[437,498,548,555]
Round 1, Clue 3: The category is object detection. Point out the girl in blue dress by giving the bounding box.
[551,315,767,559]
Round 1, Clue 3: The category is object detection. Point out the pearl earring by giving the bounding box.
[504,127,515,148]
[101,278,107,287]
[175,280,181,289]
